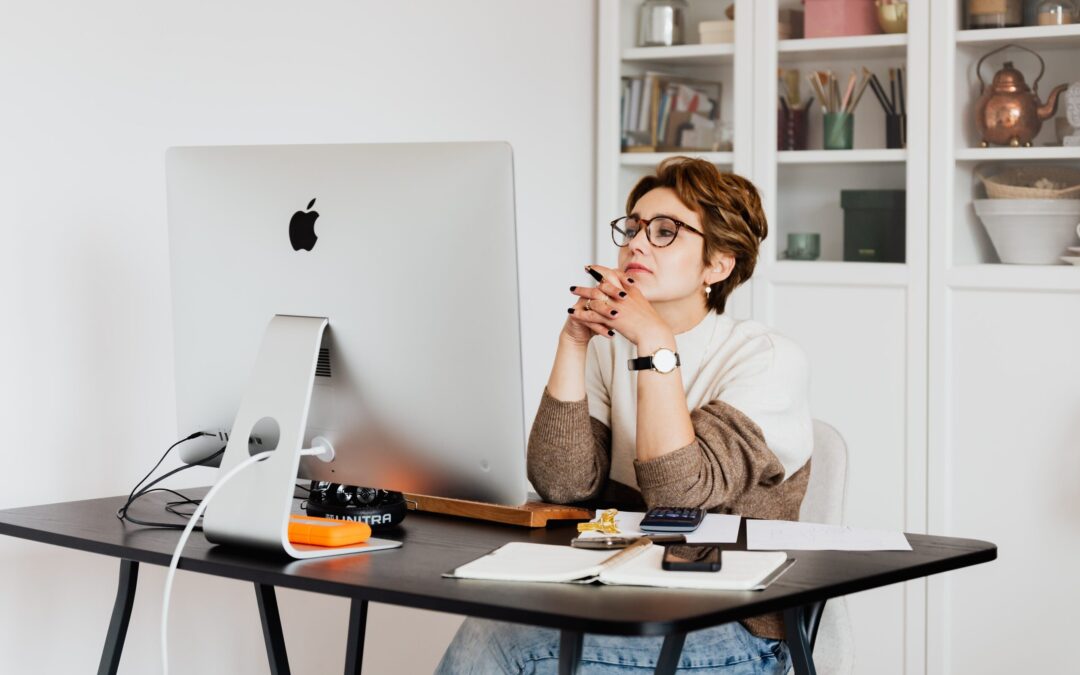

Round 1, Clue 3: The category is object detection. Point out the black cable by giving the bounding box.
[116,438,225,530]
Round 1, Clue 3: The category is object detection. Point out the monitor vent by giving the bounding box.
[316,348,331,378]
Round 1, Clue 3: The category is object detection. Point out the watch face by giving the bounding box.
[653,349,678,374]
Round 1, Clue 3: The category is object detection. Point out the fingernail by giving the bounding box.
[586,268,604,282]
[568,308,575,314]
[627,278,635,284]
[610,310,618,316]
[569,285,577,291]
[618,291,627,298]
[607,330,614,337]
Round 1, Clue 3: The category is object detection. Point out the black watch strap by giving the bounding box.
[627,352,681,371]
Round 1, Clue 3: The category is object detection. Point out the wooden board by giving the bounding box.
[403,493,593,528]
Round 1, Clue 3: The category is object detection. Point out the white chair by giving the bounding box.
[787,420,856,675]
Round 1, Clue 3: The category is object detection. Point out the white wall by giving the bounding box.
[0,1,596,672]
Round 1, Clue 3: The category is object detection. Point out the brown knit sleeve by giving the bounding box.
[632,398,787,512]
[526,387,612,504]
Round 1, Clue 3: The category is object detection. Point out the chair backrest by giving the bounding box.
[799,420,848,526]
[792,420,855,675]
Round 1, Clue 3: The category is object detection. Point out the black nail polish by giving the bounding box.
[607,330,614,337]
[618,291,627,298]
[627,278,635,284]
[567,308,575,314]
[610,310,618,316]
[569,285,577,292]
[586,267,604,282]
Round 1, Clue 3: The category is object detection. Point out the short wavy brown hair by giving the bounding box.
[626,157,767,313]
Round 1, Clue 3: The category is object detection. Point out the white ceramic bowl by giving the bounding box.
[973,199,1080,265]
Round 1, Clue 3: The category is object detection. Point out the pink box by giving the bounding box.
[802,0,882,38]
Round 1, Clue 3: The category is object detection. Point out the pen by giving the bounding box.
[586,266,604,283]
[599,536,653,568]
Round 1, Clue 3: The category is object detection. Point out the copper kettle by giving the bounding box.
[975,44,1066,147]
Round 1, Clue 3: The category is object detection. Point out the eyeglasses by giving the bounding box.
[610,215,704,248]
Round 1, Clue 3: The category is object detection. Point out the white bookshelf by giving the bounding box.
[926,4,1080,675]
[598,3,1080,674]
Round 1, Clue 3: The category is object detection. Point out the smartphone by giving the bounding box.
[661,545,723,572]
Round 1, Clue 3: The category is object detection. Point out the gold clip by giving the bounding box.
[577,508,620,534]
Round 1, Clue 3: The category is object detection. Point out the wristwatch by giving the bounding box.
[627,347,681,374]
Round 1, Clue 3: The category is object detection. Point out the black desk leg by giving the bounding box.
[255,584,291,675]
[344,598,369,675]
[558,630,584,675]
[97,559,138,675]
[655,633,687,675]
[783,604,819,675]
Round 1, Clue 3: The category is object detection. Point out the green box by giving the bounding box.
[841,190,906,263]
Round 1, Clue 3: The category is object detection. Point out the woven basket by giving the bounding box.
[976,166,1080,200]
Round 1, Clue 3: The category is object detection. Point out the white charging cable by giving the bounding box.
[160,441,332,674]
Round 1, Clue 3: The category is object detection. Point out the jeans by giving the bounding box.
[434,617,791,674]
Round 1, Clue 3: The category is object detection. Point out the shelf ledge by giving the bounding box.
[947,265,1080,292]
[779,149,908,164]
[765,261,909,287]
[956,24,1080,49]
[620,151,734,167]
[778,33,907,62]
[954,147,1080,162]
[621,43,734,67]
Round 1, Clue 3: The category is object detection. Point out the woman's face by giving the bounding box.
[618,187,711,304]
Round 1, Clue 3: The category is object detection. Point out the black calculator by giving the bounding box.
[639,507,706,533]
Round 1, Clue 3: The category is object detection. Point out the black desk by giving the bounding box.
[0,490,995,675]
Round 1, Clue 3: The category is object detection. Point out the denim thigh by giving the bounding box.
[434,617,791,675]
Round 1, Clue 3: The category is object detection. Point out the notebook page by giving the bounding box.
[447,543,613,582]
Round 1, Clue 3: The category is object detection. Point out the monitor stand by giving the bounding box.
[202,315,402,559]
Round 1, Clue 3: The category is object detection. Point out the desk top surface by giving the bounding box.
[0,491,996,636]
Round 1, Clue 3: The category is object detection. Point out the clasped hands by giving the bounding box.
[566,265,672,348]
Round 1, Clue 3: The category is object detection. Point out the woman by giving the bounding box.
[436,157,813,674]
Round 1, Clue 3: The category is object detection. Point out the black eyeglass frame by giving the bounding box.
[609,215,705,248]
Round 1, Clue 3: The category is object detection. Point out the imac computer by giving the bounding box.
[166,142,527,558]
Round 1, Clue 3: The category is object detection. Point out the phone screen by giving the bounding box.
[661,545,722,571]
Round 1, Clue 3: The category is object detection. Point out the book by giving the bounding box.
[444,541,792,591]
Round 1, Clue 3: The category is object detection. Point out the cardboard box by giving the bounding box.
[803,0,881,38]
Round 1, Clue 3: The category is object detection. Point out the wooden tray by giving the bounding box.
[403,493,593,528]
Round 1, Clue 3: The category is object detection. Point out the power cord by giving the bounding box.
[116,432,224,530]
[161,443,331,675]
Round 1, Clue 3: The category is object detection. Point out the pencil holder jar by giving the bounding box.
[778,107,809,150]
[824,112,854,150]
[885,113,906,148]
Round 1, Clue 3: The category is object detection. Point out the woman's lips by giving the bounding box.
[625,266,652,274]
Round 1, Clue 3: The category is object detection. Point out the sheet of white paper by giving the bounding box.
[747,520,912,551]
[578,511,741,544]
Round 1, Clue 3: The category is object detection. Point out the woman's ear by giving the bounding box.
[704,251,736,286]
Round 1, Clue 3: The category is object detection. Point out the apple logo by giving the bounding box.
[289,198,319,251]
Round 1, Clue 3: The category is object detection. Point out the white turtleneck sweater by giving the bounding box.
[584,311,813,489]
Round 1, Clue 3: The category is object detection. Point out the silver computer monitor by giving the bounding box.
[166,141,527,506]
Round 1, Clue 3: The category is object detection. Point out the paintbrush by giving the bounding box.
[840,70,857,114]
[848,68,874,114]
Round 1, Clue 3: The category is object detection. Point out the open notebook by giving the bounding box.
[445,542,792,591]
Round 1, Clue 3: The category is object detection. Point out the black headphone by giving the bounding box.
[304,481,409,529]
